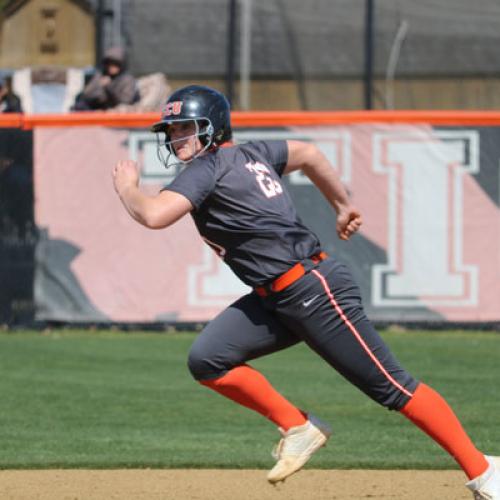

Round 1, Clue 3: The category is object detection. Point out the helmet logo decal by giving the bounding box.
[162,101,183,118]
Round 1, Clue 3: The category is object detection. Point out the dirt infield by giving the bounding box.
[0,469,472,499]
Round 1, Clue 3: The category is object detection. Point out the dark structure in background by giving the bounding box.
[3,0,500,110]
[122,0,500,111]
[0,129,35,325]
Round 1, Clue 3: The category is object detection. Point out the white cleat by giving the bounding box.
[466,456,500,499]
[267,414,332,484]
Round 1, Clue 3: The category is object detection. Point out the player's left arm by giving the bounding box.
[284,140,362,240]
[112,159,193,229]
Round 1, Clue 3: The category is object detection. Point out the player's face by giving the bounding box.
[167,121,203,162]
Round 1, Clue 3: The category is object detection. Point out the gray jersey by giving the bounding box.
[164,140,321,287]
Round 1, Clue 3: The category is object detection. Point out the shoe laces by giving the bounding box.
[271,427,286,460]
[271,424,313,460]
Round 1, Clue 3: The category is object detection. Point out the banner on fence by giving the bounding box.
[33,123,500,323]
[0,128,35,324]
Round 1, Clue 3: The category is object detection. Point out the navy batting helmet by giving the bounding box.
[151,85,232,164]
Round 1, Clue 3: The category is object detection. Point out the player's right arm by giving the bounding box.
[284,140,362,240]
[112,159,193,229]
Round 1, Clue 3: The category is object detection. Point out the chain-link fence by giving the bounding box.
[119,0,500,110]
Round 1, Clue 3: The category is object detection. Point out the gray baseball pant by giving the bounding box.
[188,256,418,411]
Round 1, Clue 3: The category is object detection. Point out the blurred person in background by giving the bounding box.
[72,47,139,111]
[0,76,22,113]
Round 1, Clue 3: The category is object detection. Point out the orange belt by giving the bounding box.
[255,252,328,297]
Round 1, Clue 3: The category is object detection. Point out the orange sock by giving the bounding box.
[400,383,488,479]
[200,364,307,431]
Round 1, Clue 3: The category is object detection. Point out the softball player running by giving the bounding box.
[112,85,499,498]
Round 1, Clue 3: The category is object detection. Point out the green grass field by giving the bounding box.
[0,329,498,470]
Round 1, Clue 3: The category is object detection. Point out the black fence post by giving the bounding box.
[95,0,104,66]
[226,0,237,106]
[363,0,375,110]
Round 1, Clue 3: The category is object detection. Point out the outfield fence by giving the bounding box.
[1,111,500,326]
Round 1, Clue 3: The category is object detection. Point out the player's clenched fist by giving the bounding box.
[112,159,140,196]
[336,205,362,241]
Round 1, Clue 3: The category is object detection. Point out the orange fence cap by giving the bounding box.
[231,110,500,126]
[22,112,161,129]
[2,110,500,130]
[0,113,24,128]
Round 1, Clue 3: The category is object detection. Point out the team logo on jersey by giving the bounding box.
[245,161,283,198]
[162,101,183,118]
